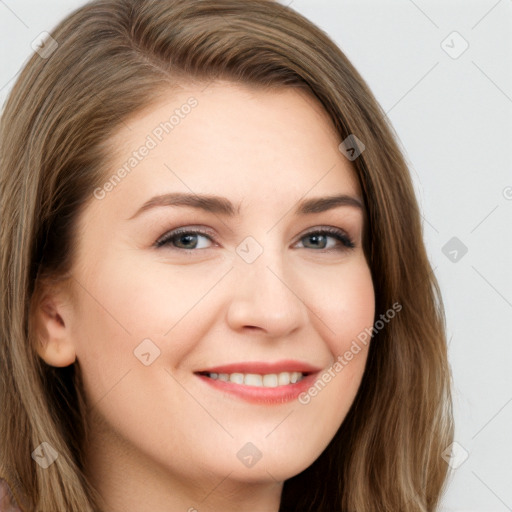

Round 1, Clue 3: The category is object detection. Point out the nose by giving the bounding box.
[225,245,309,338]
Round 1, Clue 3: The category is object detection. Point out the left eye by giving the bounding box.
[155,227,355,252]
[296,228,355,251]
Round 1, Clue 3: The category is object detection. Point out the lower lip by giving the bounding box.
[195,372,319,404]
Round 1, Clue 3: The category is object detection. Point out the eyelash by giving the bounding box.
[154,226,355,253]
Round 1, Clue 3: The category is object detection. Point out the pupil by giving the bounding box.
[309,234,326,248]
[179,234,196,248]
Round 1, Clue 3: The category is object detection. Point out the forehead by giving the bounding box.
[98,81,361,214]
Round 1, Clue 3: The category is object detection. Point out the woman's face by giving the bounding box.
[44,82,375,506]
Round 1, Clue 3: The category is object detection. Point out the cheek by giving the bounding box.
[71,253,230,403]
[97,249,232,335]
[323,261,374,406]
[303,257,375,355]
[337,264,375,350]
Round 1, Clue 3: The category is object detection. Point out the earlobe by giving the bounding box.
[33,293,77,368]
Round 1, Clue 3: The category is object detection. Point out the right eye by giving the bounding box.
[155,228,216,251]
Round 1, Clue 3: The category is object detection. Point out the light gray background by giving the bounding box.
[1,1,511,510]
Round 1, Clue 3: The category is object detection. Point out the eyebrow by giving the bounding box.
[127,192,363,220]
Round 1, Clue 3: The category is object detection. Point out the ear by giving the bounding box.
[32,285,77,367]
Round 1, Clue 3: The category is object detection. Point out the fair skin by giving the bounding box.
[34,82,375,512]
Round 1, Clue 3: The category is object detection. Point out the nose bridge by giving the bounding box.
[239,230,291,285]
[225,234,308,336]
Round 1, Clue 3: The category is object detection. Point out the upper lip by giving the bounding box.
[195,360,322,375]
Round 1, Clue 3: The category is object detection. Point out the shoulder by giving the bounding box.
[0,477,23,512]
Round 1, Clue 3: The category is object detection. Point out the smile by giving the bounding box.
[193,360,321,404]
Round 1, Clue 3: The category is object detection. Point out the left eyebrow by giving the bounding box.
[294,194,364,214]
[127,192,363,220]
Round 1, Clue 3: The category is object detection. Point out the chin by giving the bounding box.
[219,448,320,484]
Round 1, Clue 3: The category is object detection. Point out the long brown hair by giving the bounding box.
[0,1,454,510]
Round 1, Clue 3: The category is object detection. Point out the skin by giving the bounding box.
[34,81,375,512]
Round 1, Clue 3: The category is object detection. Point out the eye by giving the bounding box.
[155,227,214,250]
[295,227,355,251]
[154,225,355,253]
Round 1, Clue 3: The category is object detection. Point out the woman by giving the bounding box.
[0,1,454,510]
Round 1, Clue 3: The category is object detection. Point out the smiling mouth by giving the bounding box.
[194,368,319,404]
[196,370,309,387]
[193,360,322,404]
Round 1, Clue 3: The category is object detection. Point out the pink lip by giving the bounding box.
[195,359,322,374]
[194,360,321,405]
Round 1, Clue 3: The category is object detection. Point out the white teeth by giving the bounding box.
[230,373,244,385]
[205,371,304,387]
[290,372,300,384]
[244,373,263,386]
[262,374,278,387]
[278,372,291,385]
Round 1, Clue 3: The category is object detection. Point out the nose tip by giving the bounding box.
[225,257,308,338]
